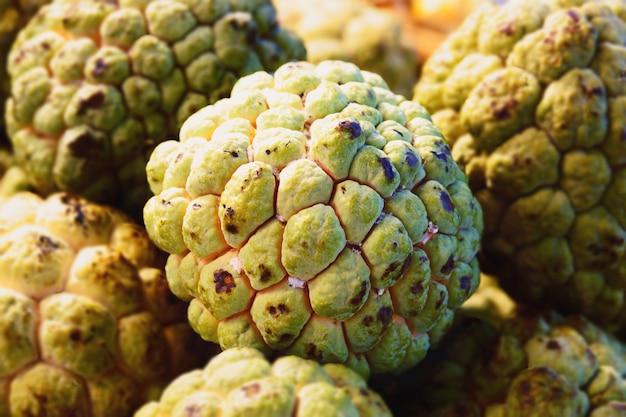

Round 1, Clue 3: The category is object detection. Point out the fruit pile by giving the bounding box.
[0,0,624,416]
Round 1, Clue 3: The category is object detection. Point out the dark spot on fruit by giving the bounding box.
[379,157,395,180]
[492,97,518,120]
[279,333,294,343]
[499,21,515,36]
[184,404,203,417]
[363,315,374,326]
[268,303,290,317]
[68,132,96,158]
[546,340,561,350]
[225,207,234,217]
[214,269,236,293]
[265,149,271,155]
[174,153,184,163]
[411,282,424,294]
[349,281,368,305]
[241,382,261,397]
[69,329,81,342]
[440,255,455,274]
[337,120,362,138]
[225,224,238,234]
[191,203,201,210]
[305,343,323,361]
[258,265,272,282]
[405,150,418,167]
[440,191,455,212]
[225,150,239,157]
[377,306,393,327]
[567,9,580,22]
[37,235,60,255]
[434,291,446,310]
[459,275,472,292]
[519,379,531,395]
[92,58,107,78]
[359,388,369,396]
[76,90,106,115]
[431,150,448,163]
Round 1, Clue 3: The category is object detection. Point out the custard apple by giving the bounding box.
[379,277,626,416]
[0,191,213,417]
[135,346,392,417]
[5,0,306,220]
[0,0,51,139]
[273,0,419,97]
[413,0,626,331]
[143,59,484,377]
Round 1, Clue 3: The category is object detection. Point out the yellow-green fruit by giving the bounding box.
[143,60,484,377]
[5,0,306,220]
[273,0,420,97]
[0,0,51,139]
[135,347,392,417]
[0,191,214,417]
[413,0,626,332]
[378,278,626,417]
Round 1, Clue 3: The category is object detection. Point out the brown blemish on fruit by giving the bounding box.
[91,59,107,78]
[76,90,106,115]
[440,255,455,275]
[305,343,323,361]
[69,329,81,342]
[434,291,446,310]
[349,281,368,305]
[546,339,561,350]
[37,235,60,255]
[68,131,96,158]
[337,120,362,138]
[258,265,272,282]
[411,281,424,294]
[268,303,289,317]
[213,269,236,293]
[376,306,393,328]
[241,382,261,397]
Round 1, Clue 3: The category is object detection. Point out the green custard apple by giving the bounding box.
[379,276,626,417]
[0,0,51,141]
[413,0,626,331]
[135,346,392,417]
[143,59,484,377]
[273,0,420,98]
[5,0,306,220]
[0,191,214,417]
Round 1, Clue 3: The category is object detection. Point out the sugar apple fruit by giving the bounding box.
[143,59,484,377]
[378,277,626,417]
[135,346,393,417]
[0,191,213,417]
[0,0,51,140]
[413,0,626,331]
[5,0,306,220]
[273,0,419,97]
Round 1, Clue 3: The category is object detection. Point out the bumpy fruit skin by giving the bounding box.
[5,0,306,220]
[134,347,392,417]
[143,59,484,377]
[0,0,51,139]
[379,278,626,417]
[413,0,626,331]
[0,192,213,417]
[273,0,419,97]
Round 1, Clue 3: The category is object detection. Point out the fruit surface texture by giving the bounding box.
[144,59,484,377]
[5,0,306,218]
[135,346,392,417]
[0,192,210,417]
[413,0,626,331]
